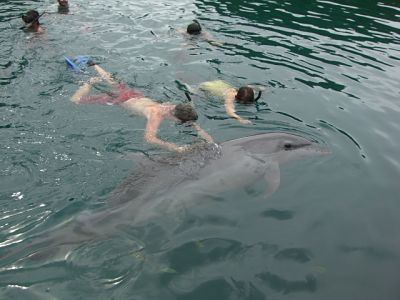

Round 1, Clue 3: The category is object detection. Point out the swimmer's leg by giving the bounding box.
[71,77,102,103]
[79,93,114,104]
[92,65,116,85]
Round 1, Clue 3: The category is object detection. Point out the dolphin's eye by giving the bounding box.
[284,142,292,150]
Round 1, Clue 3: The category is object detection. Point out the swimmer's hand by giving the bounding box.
[209,40,224,47]
[87,77,102,84]
[238,118,252,125]
[176,145,191,153]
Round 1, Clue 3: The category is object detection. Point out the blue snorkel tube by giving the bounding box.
[64,55,93,73]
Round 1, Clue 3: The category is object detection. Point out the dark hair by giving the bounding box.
[187,20,202,35]
[58,0,69,7]
[174,103,198,123]
[235,86,256,103]
[22,10,40,24]
[235,87,262,103]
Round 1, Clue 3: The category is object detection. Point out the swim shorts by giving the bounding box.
[80,83,143,105]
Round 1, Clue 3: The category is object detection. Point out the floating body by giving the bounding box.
[1,132,329,265]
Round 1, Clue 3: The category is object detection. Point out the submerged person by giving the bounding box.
[178,20,223,45]
[21,10,44,33]
[71,63,214,152]
[186,20,203,35]
[57,0,69,14]
[189,80,262,124]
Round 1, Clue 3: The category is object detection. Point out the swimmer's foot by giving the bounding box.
[87,60,97,67]
[71,96,81,104]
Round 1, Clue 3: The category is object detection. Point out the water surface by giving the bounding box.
[1,0,400,299]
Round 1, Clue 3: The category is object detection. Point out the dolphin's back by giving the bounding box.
[0,133,328,266]
[107,144,222,206]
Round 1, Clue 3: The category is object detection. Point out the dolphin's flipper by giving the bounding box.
[264,162,281,196]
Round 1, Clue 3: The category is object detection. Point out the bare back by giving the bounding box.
[120,97,159,119]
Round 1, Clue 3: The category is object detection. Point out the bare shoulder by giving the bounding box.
[121,97,158,117]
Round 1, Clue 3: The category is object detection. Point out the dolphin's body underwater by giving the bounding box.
[1,132,328,264]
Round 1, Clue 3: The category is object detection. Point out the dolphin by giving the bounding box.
[0,132,329,265]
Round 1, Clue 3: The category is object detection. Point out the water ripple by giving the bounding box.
[0,0,399,298]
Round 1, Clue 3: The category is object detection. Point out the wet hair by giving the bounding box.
[22,10,40,24]
[186,20,202,35]
[235,86,262,103]
[58,0,69,7]
[174,103,198,123]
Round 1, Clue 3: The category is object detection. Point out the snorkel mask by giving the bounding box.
[21,10,45,30]
[235,87,262,103]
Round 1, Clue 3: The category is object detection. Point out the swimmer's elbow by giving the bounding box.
[70,95,80,103]
[144,134,154,143]
[144,134,159,145]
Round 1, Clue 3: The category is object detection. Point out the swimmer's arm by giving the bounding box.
[71,77,102,103]
[224,95,252,125]
[144,114,186,152]
[193,123,214,143]
[203,31,224,46]
[93,65,116,85]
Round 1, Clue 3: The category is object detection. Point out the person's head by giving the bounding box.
[235,86,261,104]
[173,103,198,123]
[186,20,202,35]
[58,0,69,7]
[22,10,40,26]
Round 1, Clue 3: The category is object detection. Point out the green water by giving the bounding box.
[1,0,399,299]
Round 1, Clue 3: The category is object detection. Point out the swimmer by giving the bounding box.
[21,10,44,33]
[58,0,69,7]
[57,0,69,14]
[178,20,223,46]
[189,80,262,124]
[71,63,213,152]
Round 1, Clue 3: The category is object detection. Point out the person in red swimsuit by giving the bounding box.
[71,64,213,152]
[78,82,144,105]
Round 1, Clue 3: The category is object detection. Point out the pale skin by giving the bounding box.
[185,82,251,124]
[71,65,213,152]
[177,28,224,46]
[26,21,44,33]
[222,88,252,125]
[186,84,251,124]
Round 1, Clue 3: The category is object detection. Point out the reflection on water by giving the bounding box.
[1,0,400,299]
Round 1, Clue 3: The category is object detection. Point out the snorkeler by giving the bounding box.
[21,10,44,33]
[57,0,69,13]
[71,63,213,152]
[179,20,223,45]
[188,80,262,124]
[58,0,69,7]
[187,20,202,35]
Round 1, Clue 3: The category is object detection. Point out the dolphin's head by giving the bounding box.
[224,132,329,163]
[273,133,329,162]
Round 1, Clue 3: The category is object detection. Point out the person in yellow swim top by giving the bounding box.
[198,80,262,124]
